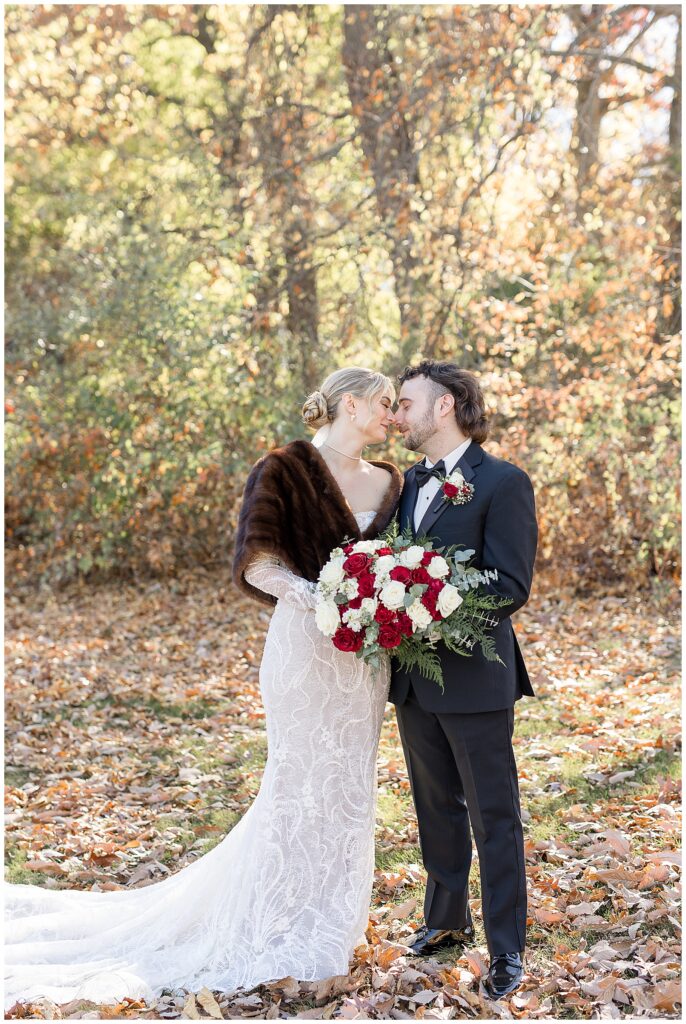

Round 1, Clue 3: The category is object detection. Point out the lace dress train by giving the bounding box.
[4,511,390,1007]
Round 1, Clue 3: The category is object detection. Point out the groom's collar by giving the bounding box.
[423,438,472,474]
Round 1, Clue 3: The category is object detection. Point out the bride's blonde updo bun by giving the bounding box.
[301,367,395,430]
[301,389,330,429]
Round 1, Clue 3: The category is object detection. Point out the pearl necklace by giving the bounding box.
[323,441,362,462]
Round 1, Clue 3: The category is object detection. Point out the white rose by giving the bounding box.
[407,600,433,632]
[319,557,345,586]
[374,555,397,578]
[427,555,450,579]
[315,600,340,637]
[343,608,363,630]
[437,583,463,618]
[379,580,407,611]
[399,545,426,569]
[353,540,377,554]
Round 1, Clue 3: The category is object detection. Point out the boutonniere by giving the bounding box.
[439,468,474,505]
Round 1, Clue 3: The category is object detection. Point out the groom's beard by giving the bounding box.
[402,412,437,452]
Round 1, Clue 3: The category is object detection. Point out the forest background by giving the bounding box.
[4,5,682,1020]
[4,2,681,592]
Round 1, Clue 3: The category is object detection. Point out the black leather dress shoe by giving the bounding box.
[406,923,474,956]
[483,951,524,999]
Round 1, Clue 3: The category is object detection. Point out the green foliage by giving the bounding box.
[392,642,446,689]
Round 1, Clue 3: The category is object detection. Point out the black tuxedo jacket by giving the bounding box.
[388,442,538,713]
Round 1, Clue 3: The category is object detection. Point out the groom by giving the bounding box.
[390,360,538,1000]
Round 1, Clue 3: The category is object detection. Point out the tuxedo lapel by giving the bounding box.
[400,465,420,535]
[416,442,483,537]
[455,443,480,483]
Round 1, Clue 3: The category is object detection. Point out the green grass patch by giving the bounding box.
[376,788,412,831]
[82,692,230,721]
[195,809,242,852]
[4,847,40,885]
[156,807,242,862]
[514,714,563,739]
[5,766,34,788]
[375,843,422,872]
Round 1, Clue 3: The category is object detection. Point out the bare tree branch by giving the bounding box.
[541,47,669,77]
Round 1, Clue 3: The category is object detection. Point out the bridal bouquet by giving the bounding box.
[314,522,512,689]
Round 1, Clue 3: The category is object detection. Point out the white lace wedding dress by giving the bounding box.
[4,511,390,1008]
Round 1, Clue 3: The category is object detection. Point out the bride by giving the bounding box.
[5,367,402,1007]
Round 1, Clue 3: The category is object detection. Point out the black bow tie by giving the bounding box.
[415,460,446,488]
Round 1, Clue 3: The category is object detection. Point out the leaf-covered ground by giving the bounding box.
[4,571,681,1020]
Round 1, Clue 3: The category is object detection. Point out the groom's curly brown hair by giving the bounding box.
[398,360,489,443]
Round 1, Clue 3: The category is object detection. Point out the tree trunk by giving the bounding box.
[656,13,681,339]
[249,9,322,393]
[573,73,603,207]
[568,5,605,218]
[264,98,321,392]
[342,4,429,368]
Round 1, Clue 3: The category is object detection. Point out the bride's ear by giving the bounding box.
[341,392,357,419]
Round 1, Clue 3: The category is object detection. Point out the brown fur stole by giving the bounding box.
[232,439,403,606]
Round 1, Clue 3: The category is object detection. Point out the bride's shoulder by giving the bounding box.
[365,458,401,480]
[364,459,403,500]
[364,461,392,482]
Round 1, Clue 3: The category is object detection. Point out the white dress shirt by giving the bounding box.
[413,438,472,532]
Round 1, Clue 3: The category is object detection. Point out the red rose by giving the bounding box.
[428,579,443,594]
[397,611,413,636]
[377,546,393,555]
[332,626,364,653]
[411,566,431,585]
[348,596,363,610]
[344,552,373,576]
[421,592,443,621]
[443,482,459,498]
[338,602,348,618]
[374,605,395,625]
[343,543,354,554]
[357,573,376,598]
[421,550,435,566]
[378,623,403,649]
[390,565,412,585]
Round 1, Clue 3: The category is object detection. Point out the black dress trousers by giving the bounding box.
[396,685,527,956]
